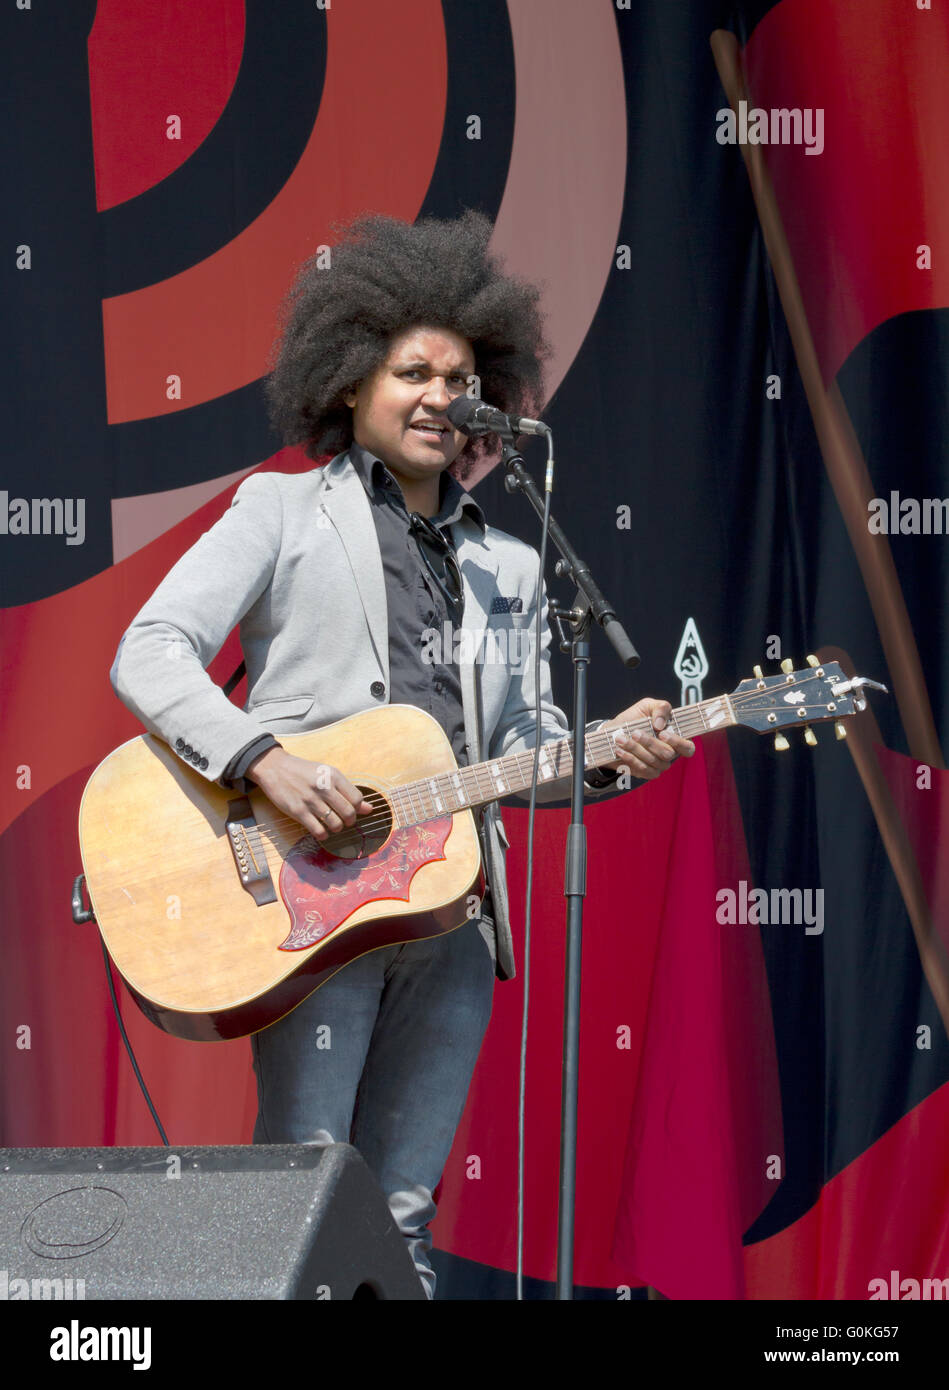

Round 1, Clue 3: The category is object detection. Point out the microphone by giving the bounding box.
[445,396,550,438]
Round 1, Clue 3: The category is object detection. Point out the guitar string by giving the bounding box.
[241,680,843,842]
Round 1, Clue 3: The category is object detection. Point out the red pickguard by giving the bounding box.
[277,818,453,950]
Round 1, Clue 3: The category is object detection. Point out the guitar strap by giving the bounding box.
[470,654,498,918]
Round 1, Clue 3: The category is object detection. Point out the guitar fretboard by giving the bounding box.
[386,693,736,828]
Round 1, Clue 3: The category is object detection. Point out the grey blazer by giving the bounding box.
[110,452,613,979]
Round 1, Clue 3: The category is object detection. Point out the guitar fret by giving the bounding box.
[702,697,728,730]
[468,762,493,806]
[407,781,425,824]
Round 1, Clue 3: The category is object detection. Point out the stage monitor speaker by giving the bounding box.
[0,1143,427,1300]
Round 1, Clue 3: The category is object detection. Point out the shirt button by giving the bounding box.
[370,680,386,698]
[434,681,443,693]
[199,758,209,770]
[175,739,185,751]
[183,744,193,757]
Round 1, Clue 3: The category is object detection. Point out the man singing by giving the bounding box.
[111,210,694,1296]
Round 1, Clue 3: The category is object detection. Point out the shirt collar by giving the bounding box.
[348,439,486,534]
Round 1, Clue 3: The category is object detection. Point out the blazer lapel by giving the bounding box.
[451,518,499,764]
[319,454,389,690]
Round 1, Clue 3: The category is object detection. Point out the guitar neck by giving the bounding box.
[389,693,736,826]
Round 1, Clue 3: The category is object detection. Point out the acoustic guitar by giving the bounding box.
[78,659,879,1041]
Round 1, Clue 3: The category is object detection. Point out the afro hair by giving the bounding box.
[264,209,551,477]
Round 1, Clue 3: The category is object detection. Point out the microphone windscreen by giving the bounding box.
[445,396,484,435]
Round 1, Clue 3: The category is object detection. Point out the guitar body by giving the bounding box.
[79,705,483,1042]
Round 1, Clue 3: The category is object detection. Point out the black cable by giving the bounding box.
[516,434,554,1300]
[98,931,170,1146]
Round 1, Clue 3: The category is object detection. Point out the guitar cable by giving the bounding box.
[72,875,170,1146]
[97,932,170,1145]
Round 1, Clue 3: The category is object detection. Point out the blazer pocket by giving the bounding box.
[488,608,532,630]
[247,695,315,723]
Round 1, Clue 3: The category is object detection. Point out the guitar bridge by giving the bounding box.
[226,797,277,906]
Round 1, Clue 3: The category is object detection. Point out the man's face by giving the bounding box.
[344,326,475,484]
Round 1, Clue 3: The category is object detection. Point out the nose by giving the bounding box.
[422,375,452,410]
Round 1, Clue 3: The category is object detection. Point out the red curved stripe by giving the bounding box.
[102,0,447,423]
[87,0,245,211]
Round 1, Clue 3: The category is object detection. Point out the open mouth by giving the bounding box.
[409,422,451,440]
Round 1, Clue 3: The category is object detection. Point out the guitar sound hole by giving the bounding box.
[319,786,392,861]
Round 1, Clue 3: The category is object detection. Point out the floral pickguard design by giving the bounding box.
[277,818,453,950]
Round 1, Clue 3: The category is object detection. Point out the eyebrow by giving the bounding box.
[393,359,473,373]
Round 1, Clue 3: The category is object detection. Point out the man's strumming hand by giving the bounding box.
[247,746,374,840]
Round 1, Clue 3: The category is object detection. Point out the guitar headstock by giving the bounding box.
[730,657,887,749]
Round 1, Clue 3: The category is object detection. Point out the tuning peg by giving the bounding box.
[803,725,817,746]
[774,732,790,751]
[780,658,794,674]
[806,654,820,667]
[753,664,764,680]
[835,720,847,740]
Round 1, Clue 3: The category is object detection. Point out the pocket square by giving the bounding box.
[490,595,524,614]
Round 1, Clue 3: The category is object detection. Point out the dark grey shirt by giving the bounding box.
[348,440,482,769]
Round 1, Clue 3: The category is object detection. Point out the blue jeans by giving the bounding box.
[250,916,496,1298]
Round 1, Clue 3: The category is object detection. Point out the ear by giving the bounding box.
[343,386,358,409]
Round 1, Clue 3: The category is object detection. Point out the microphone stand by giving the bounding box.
[499,436,640,1300]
